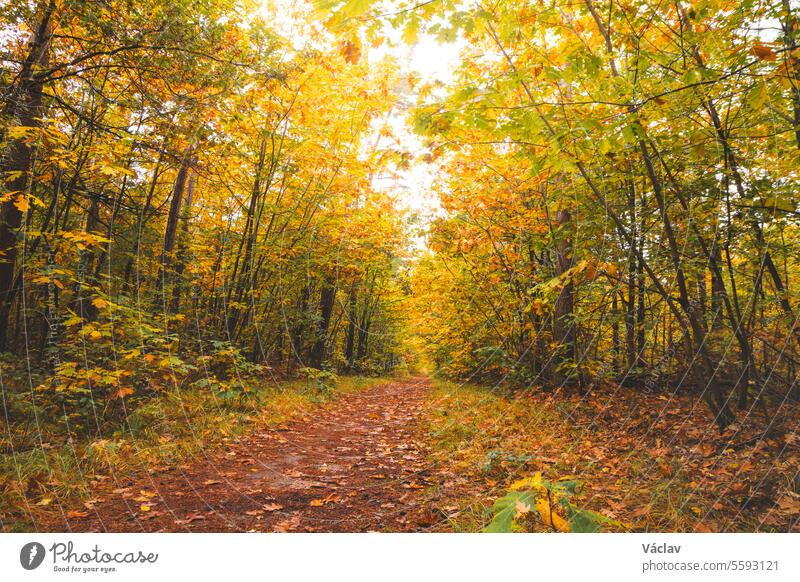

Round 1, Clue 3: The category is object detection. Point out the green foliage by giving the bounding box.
[299,367,339,399]
[484,490,537,533]
[0,1,416,490]
[403,0,800,427]
[485,473,624,533]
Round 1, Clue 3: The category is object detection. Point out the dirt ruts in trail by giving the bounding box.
[39,377,436,532]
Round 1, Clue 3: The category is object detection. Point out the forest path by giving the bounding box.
[44,377,436,532]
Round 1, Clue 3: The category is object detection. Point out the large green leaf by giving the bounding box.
[484,491,536,533]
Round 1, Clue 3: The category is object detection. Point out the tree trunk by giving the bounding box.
[171,170,195,313]
[552,208,575,382]
[157,147,194,306]
[344,287,357,369]
[309,279,336,369]
[0,1,55,351]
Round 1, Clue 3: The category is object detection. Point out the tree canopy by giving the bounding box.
[1,0,799,534]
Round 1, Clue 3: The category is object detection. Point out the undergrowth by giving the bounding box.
[420,379,580,532]
[0,373,387,531]
[419,379,797,532]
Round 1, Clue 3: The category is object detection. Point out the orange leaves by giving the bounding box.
[310,493,338,507]
[13,195,30,213]
[244,502,284,517]
[272,514,302,532]
[750,43,777,61]
[174,513,206,526]
[1,191,45,213]
[91,297,110,310]
[338,39,361,64]
[534,497,570,532]
[111,387,134,399]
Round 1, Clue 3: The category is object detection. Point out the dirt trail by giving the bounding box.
[40,377,437,532]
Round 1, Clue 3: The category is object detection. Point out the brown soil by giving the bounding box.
[37,377,438,532]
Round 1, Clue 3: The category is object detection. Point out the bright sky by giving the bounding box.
[368,33,464,223]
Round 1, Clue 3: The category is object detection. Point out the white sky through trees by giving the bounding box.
[260,0,463,243]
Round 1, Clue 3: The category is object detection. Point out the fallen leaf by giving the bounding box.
[515,500,532,515]
[273,514,301,532]
[175,513,206,525]
[777,497,800,515]
[134,490,156,502]
[310,494,338,507]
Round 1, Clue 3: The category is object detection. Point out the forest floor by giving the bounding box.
[419,379,800,533]
[21,375,800,533]
[35,377,438,532]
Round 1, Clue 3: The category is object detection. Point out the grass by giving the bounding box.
[0,374,388,531]
[419,378,580,532]
[417,378,794,532]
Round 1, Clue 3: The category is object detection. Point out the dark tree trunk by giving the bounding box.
[344,287,357,368]
[157,148,193,306]
[710,246,724,331]
[171,170,195,314]
[625,184,637,370]
[287,285,310,373]
[552,208,575,381]
[309,279,335,369]
[0,1,55,351]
